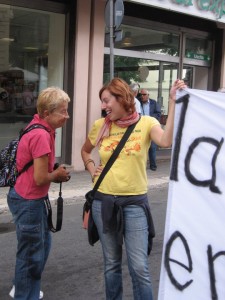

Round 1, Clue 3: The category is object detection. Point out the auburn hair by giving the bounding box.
[99,78,135,113]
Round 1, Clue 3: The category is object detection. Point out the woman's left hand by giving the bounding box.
[169,79,187,101]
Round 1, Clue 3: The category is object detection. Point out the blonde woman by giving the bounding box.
[8,87,71,299]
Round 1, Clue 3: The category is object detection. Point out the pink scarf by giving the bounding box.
[96,111,140,146]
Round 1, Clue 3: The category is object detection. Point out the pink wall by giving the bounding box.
[72,0,105,171]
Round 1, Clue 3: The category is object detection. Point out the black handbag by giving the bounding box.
[83,119,140,246]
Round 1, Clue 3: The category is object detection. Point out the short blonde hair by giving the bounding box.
[37,87,70,118]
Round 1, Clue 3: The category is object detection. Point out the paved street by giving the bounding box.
[0,158,171,300]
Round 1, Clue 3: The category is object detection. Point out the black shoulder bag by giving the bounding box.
[83,118,140,246]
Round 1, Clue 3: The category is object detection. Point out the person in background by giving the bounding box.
[0,87,9,112]
[8,87,71,300]
[140,88,161,171]
[22,82,38,115]
[81,77,186,300]
[129,82,141,114]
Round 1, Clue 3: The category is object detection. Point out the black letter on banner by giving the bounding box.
[207,245,225,300]
[170,94,190,181]
[185,137,223,194]
[165,231,193,290]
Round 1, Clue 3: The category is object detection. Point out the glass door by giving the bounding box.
[182,34,212,89]
[104,55,178,124]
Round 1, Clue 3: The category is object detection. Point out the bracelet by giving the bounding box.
[84,159,95,169]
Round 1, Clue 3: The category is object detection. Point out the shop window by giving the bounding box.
[185,36,212,65]
[104,18,212,122]
[104,54,178,120]
[0,5,65,150]
[105,24,180,57]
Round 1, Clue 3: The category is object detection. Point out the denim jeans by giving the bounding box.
[7,187,51,300]
[92,200,153,300]
[149,142,157,169]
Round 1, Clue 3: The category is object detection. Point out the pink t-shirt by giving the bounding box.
[15,114,55,199]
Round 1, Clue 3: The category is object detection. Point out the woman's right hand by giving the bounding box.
[34,156,70,185]
[53,165,71,183]
[91,164,103,182]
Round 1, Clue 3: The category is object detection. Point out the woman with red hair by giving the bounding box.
[81,77,186,300]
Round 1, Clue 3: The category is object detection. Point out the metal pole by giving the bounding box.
[109,0,114,80]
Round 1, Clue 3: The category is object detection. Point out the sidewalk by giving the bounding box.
[0,149,171,214]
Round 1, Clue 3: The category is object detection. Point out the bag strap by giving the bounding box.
[20,123,49,138]
[45,182,63,233]
[92,117,140,194]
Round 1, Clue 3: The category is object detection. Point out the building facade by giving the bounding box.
[0,0,224,171]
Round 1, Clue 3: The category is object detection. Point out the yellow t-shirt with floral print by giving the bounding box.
[88,116,159,195]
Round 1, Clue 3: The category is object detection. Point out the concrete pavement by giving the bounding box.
[0,148,171,215]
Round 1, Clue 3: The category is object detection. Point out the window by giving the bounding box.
[106,24,180,57]
[0,5,65,151]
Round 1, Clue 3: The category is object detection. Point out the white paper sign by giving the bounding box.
[158,88,225,300]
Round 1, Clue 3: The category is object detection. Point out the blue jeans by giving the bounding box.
[7,187,51,300]
[149,142,157,169]
[92,200,153,300]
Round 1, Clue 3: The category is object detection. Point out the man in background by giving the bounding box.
[129,82,141,114]
[140,88,161,170]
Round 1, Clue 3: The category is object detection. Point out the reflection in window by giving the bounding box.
[0,5,65,124]
[185,37,212,62]
[182,66,194,88]
[105,24,180,57]
[0,5,65,149]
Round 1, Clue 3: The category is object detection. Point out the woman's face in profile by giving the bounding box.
[46,102,70,129]
[101,89,128,121]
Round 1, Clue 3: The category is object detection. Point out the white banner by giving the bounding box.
[158,88,225,300]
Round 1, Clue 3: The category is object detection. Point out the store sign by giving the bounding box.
[158,88,225,300]
[185,52,211,61]
[127,0,225,23]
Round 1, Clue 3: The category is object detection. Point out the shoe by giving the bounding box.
[150,166,157,171]
[9,285,44,299]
